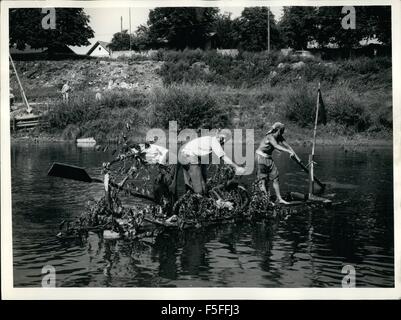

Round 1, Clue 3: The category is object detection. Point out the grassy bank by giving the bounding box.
[11,50,392,145]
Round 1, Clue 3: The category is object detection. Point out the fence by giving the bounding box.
[10,102,49,132]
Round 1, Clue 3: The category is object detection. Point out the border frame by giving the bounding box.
[1,0,400,300]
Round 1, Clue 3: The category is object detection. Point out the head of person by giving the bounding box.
[267,122,285,137]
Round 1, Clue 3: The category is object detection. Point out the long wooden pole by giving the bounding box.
[267,7,271,53]
[9,53,32,114]
[291,155,325,190]
[309,82,321,195]
[129,8,132,51]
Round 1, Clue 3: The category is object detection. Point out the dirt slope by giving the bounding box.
[10,59,164,102]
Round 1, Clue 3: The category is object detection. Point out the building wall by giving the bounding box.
[89,45,110,57]
[110,50,158,59]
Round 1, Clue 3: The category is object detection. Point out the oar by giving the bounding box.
[290,156,326,191]
[47,162,156,202]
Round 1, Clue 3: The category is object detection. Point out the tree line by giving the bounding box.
[9,6,391,54]
[109,6,391,52]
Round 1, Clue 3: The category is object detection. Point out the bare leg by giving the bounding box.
[258,179,269,196]
[272,178,289,204]
[258,179,276,207]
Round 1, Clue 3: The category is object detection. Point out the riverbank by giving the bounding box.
[11,128,392,147]
[10,51,392,145]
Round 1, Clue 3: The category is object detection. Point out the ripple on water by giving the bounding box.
[11,144,394,287]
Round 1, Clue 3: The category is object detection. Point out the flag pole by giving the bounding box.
[129,7,132,51]
[309,82,321,196]
[267,7,270,53]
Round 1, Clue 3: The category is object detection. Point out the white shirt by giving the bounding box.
[180,136,226,161]
[61,84,71,93]
[136,144,168,165]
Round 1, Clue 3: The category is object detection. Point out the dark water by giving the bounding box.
[11,142,394,287]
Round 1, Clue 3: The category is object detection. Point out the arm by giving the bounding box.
[222,155,246,175]
[221,154,238,169]
[267,135,292,154]
[281,140,300,161]
[211,137,245,174]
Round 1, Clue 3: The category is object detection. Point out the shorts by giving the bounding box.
[182,163,208,194]
[257,154,279,181]
[178,151,208,194]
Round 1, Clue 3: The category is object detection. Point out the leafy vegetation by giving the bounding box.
[150,84,231,130]
[20,51,392,142]
[9,8,94,52]
[107,6,391,53]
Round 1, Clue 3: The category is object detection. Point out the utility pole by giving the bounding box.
[267,7,271,53]
[129,8,132,51]
[120,16,123,33]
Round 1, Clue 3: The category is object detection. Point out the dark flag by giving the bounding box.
[317,88,327,125]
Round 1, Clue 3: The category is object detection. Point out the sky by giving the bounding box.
[70,6,283,54]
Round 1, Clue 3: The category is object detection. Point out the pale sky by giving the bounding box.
[71,6,283,54]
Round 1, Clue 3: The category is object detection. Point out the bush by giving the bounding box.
[157,49,279,87]
[327,86,371,131]
[61,124,81,140]
[102,90,147,109]
[300,62,341,83]
[150,84,231,130]
[340,56,392,75]
[159,60,213,85]
[47,97,96,130]
[80,108,142,142]
[45,91,148,141]
[283,84,317,127]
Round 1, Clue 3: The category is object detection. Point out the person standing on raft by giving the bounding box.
[179,132,246,195]
[256,122,300,205]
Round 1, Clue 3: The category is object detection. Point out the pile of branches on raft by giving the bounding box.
[57,150,277,241]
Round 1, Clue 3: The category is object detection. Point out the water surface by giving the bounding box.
[11,142,394,287]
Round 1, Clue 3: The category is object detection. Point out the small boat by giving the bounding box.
[76,137,96,146]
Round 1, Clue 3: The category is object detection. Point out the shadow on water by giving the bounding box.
[11,142,394,287]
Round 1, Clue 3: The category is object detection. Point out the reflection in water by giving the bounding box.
[11,142,393,287]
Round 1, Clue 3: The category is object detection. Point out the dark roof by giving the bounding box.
[87,41,111,55]
[10,44,76,54]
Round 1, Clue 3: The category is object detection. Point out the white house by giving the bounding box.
[87,41,111,57]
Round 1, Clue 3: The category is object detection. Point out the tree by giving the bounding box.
[108,30,131,51]
[9,8,94,52]
[358,6,391,46]
[279,6,318,50]
[146,7,219,49]
[109,25,152,51]
[315,6,362,52]
[214,13,239,49]
[133,24,153,50]
[235,7,280,51]
[315,6,391,54]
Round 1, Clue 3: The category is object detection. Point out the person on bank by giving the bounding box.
[61,81,72,103]
[256,122,300,205]
[179,132,246,195]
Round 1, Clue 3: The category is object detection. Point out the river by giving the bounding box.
[11,142,394,287]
